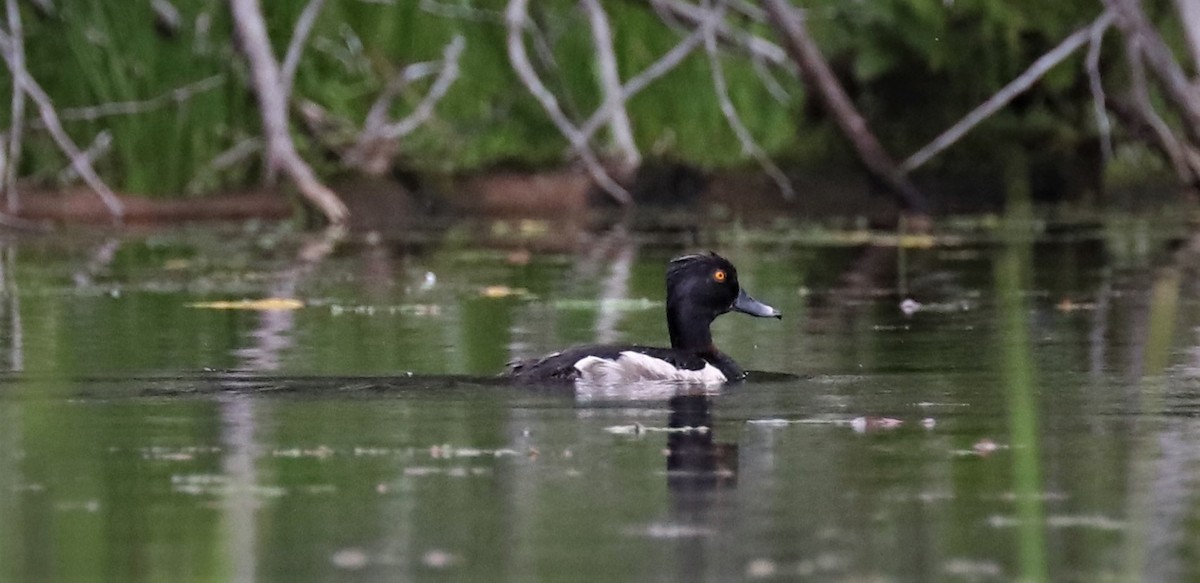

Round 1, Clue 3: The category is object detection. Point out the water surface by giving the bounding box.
[2,214,1199,581]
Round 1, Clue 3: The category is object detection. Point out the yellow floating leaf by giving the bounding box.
[187,298,305,311]
[480,285,528,298]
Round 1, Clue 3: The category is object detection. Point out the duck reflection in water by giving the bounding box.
[663,393,742,581]
[667,393,738,491]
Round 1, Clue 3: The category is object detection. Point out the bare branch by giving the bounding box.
[1123,33,1200,183]
[0,29,124,219]
[762,0,927,213]
[1176,0,1200,74]
[703,0,793,198]
[344,36,465,173]
[375,35,464,141]
[751,49,791,104]
[901,10,1115,173]
[727,0,767,23]
[578,21,707,145]
[4,0,24,213]
[582,0,640,171]
[151,0,182,37]
[654,0,788,66]
[1087,15,1115,163]
[230,0,349,225]
[1105,0,1200,142]
[358,60,440,139]
[505,0,631,205]
[280,0,326,101]
[57,130,111,184]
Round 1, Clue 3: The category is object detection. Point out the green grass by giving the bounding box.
[0,0,1153,199]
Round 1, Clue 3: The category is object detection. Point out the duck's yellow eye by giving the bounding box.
[713,269,727,282]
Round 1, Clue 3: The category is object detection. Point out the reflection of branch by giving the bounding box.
[901,10,1115,173]
[1,245,22,371]
[230,0,348,225]
[4,0,24,214]
[72,238,121,288]
[0,27,124,219]
[702,0,793,199]
[592,225,636,345]
[582,0,641,172]
[236,225,343,371]
[505,0,632,205]
[217,390,260,583]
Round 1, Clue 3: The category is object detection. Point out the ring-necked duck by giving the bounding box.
[507,252,781,384]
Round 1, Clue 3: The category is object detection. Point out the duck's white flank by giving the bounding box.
[573,351,727,385]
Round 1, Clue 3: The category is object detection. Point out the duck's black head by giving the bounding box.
[666,253,781,351]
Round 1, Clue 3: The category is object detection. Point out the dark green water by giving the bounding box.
[2,214,1200,582]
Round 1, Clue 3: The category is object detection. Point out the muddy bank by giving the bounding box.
[8,160,1178,229]
[12,188,293,225]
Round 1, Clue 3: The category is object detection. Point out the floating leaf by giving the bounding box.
[187,298,304,311]
[1057,298,1097,312]
[480,285,530,298]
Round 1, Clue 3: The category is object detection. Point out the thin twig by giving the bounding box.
[280,0,326,101]
[751,50,791,104]
[345,36,464,172]
[901,10,1115,173]
[582,0,640,171]
[5,0,24,214]
[0,29,124,219]
[419,0,503,23]
[186,137,263,193]
[375,35,465,141]
[653,0,788,66]
[578,22,707,144]
[361,61,440,134]
[1086,15,1114,163]
[505,0,631,205]
[47,75,224,124]
[703,0,793,198]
